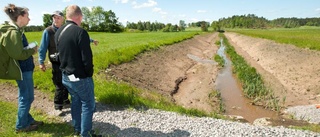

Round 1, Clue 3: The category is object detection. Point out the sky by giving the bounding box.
[1,0,320,26]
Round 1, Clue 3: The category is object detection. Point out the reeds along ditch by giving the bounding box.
[219,33,282,111]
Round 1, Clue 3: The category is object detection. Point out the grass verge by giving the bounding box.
[0,101,75,137]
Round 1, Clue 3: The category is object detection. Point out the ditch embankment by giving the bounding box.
[107,32,320,127]
[1,32,320,129]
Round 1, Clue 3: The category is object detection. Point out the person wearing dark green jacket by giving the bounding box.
[1,3,42,133]
[0,23,35,80]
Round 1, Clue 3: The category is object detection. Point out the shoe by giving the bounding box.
[16,125,38,133]
[31,120,44,126]
[73,131,80,137]
[91,134,102,137]
[73,133,102,137]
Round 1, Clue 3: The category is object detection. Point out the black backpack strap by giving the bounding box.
[58,24,72,43]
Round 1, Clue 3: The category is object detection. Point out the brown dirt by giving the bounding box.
[107,33,221,113]
[0,82,54,114]
[107,32,320,111]
[106,32,320,127]
[1,32,319,128]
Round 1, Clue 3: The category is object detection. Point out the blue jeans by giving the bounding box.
[15,71,35,129]
[62,73,95,137]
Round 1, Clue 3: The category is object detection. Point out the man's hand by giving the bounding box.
[39,64,46,72]
[92,40,99,46]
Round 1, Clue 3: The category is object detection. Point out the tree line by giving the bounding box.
[41,6,123,32]
[211,14,320,31]
[23,6,189,32]
[19,7,320,32]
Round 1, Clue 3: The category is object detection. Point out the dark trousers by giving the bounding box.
[52,62,69,106]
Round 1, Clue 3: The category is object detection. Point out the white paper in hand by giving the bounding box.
[68,74,80,82]
[24,42,38,49]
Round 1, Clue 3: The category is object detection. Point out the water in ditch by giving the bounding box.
[215,39,278,123]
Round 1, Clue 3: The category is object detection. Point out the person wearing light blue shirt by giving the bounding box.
[38,10,70,110]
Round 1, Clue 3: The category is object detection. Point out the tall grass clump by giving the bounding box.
[213,40,225,67]
[219,33,281,111]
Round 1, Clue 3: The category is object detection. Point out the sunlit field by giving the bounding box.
[227,27,320,50]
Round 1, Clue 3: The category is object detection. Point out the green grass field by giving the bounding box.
[227,27,320,50]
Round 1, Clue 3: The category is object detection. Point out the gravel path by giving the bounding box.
[2,83,320,136]
[50,103,320,137]
[284,104,320,124]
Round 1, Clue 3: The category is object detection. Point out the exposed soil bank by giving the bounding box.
[107,33,221,113]
[224,32,320,107]
[107,32,320,126]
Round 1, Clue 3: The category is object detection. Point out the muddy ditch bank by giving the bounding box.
[107,32,320,127]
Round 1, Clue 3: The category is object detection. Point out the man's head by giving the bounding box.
[66,5,82,26]
[51,11,64,27]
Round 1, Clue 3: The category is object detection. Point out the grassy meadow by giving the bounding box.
[227,26,320,50]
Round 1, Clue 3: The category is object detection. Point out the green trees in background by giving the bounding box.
[41,6,123,33]
[21,6,320,32]
[218,14,268,29]
[83,6,123,32]
[215,14,320,30]
[188,21,210,28]
[200,21,208,32]
[126,21,166,32]
[179,20,186,31]
[42,14,52,28]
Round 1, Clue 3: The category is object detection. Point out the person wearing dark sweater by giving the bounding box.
[55,5,100,137]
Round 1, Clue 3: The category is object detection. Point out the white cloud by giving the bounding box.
[133,0,157,9]
[152,7,167,15]
[197,10,207,13]
[189,18,199,22]
[62,0,71,2]
[114,0,130,4]
[316,8,320,12]
[179,14,186,18]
